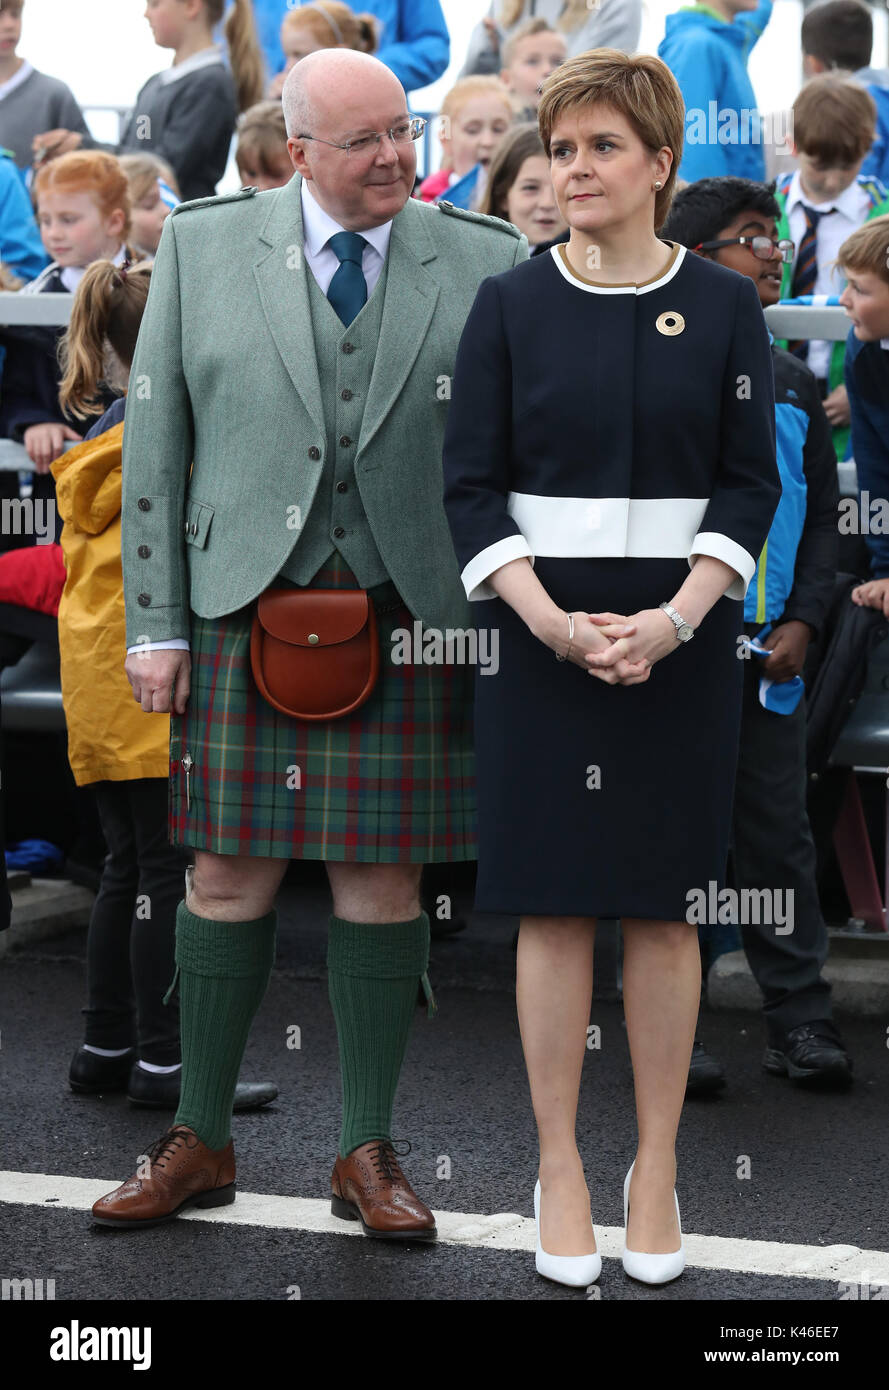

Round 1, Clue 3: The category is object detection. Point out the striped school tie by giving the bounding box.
[787,204,835,359]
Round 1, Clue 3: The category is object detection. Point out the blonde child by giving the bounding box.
[235,100,291,190]
[418,76,514,206]
[499,18,566,121]
[33,0,264,202]
[53,259,275,1112]
[118,154,180,258]
[268,1,378,99]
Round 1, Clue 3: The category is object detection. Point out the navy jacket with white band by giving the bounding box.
[442,241,782,606]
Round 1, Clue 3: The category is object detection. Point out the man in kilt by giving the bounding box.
[92,48,527,1236]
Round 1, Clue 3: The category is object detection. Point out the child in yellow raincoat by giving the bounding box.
[52,260,275,1113]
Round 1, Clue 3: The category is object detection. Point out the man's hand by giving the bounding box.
[760,619,811,681]
[823,383,850,428]
[24,422,81,472]
[852,576,889,618]
[125,649,191,715]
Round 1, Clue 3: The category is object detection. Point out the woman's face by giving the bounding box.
[503,154,566,246]
[441,96,513,177]
[548,103,670,242]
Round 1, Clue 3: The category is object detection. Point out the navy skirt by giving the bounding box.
[472,557,744,921]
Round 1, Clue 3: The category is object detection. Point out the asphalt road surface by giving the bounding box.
[2,864,888,1322]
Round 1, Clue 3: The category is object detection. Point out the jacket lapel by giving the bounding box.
[252,177,440,456]
[253,175,326,441]
[357,198,439,457]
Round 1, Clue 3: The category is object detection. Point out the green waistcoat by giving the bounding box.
[277,253,391,587]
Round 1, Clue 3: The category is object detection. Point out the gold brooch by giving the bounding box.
[656,310,685,336]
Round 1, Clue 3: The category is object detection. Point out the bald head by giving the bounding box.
[282,49,405,140]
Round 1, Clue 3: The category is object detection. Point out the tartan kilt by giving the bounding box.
[169,554,476,862]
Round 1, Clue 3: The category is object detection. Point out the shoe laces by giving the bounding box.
[145,1125,198,1170]
[366,1139,412,1181]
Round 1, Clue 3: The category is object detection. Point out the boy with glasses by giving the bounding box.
[663,176,851,1093]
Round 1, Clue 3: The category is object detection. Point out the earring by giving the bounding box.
[653,180,663,190]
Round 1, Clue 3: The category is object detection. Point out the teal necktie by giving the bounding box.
[327,231,368,326]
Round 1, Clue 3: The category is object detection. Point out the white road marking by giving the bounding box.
[1,1169,888,1285]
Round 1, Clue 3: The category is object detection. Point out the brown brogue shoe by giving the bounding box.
[331,1139,437,1240]
[91,1125,236,1229]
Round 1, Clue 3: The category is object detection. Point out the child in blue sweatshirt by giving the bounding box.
[662,176,852,1092]
[659,1,773,183]
[837,214,889,618]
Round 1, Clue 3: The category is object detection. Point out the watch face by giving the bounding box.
[677,623,694,642]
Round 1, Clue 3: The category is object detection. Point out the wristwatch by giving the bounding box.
[659,602,695,643]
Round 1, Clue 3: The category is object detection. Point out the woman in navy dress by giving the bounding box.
[443,50,781,1287]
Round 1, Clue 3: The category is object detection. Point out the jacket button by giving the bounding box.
[336,481,348,493]
[137,497,151,511]
[138,544,151,558]
[341,388,353,400]
[333,526,345,539]
[308,446,321,460]
[339,435,352,447]
[137,592,151,607]
[342,342,354,354]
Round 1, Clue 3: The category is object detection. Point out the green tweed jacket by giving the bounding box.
[121,174,528,646]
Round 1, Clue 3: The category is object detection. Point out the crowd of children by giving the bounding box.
[0,0,887,1097]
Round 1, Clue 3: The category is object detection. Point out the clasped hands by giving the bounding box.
[547,607,680,686]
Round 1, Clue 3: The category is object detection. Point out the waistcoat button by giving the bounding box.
[137,497,151,511]
[336,481,348,493]
[333,526,345,539]
[342,342,354,354]
[138,544,151,558]
[137,593,151,607]
[308,446,321,460]
[339,435,352,447]
[341,388,353,400]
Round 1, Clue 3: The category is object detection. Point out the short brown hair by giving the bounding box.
[537,48,684,231]
[236,100,289,180]
[837,213,889,287]
[792,73,876,164]
[801,1,872,72]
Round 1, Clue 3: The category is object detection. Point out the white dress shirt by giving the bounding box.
[128,179,395,656]
[785,170,872,381]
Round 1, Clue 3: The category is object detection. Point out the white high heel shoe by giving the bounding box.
[534,1179,602,1287]
[622,1159,685,1284]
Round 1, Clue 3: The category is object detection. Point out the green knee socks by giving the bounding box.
[327,912,430,1160]
[170,901,276,1151]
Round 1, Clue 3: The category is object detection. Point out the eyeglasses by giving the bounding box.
[297,117,426,158]
[693,235,795,264]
